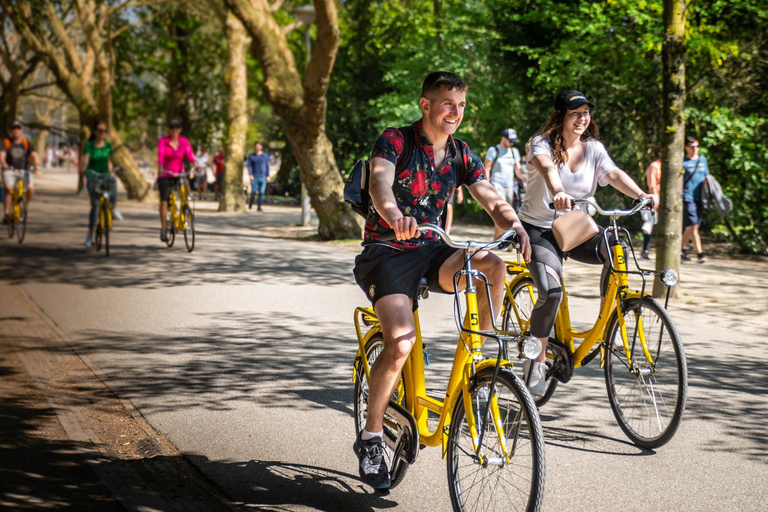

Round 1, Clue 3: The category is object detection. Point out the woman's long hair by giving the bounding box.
[530,109,600,167]
[89,119,108,142]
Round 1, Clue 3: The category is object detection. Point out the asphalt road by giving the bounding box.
[2,171,767,511]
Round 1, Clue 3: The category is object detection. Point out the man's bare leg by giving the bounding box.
[364,293,416,433]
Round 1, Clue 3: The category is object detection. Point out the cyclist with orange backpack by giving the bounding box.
[2,121,39,224]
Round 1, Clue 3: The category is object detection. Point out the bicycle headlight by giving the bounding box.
[518,336,542,360]
[660,269,679,287]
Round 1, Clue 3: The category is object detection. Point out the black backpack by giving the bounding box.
[344,125,466,223]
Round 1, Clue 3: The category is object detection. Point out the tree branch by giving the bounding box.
[281,20,301,35]
[109,11,159,40]
[270,0,286,12]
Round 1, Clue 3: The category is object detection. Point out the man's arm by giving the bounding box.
[514,161,527,183]
[0,151,7,170]
[466,179,531,261]
[368,156,418,240]
[483,158,494,183]
[30,150,40,169]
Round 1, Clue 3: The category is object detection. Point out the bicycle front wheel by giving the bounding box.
[604,297,687,449]
[353,332,409,489]
[502,278,558,407]
[182,204,194,252]
[15,196,26,243]
[165,213,176,247]
[447,367,545,512]
[102,200,110,257]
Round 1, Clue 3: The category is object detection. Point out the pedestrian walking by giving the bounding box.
[641,147,661,260]
[681,136,709,263]
[246,142,270,211]
[213,146,224,200]
[195,147,211,201]
[484,128,527,237]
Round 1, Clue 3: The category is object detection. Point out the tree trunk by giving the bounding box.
[653,0,687,298]
[223,0,361,239]
[219,11,249,212]
[36,129,49,162]
[4,0,150,201]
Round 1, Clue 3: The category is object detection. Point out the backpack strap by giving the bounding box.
[3,139,9,151]
[22,137,29,152]
[395,125,417,175]
[453,137,466,185]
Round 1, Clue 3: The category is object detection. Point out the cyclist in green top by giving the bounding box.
[79,120,121,248]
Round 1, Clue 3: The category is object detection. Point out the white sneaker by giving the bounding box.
[112,208,123,221]
[525,360,548,396]
[84,233,92,248]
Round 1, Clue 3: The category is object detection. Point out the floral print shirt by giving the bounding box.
[364,120,485,249]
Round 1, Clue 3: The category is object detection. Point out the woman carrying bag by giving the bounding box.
[519,91,658,396]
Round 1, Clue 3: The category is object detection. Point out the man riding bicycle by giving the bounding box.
[2,121,39,224]
[352,71,531,489]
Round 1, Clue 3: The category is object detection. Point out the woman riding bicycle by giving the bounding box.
[80,119,120,249]
[157,119,195,242]
[519,91,658,395]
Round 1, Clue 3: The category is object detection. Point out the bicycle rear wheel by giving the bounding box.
[94,223,102,252]
[102,201,110,257]
[604,297,687,449]
[182,204,194,252]
[501,277,558,406]
[447,367,545,512]
[353,332,409,489]
[15,196,26,243]
[6,209,13,238]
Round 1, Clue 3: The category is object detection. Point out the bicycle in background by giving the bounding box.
[164,172,195,252]
[90,168,123,257]
[353,224,545,511]
[501,198,687,449]
[5,167,31,243]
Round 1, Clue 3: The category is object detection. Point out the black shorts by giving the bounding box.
[353,243,459,306]
[158,177,180,202]
[683,199,703,227]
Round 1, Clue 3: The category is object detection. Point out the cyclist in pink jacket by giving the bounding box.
[157,119,195,242]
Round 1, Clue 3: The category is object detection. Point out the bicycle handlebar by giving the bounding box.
[549,197,652,218]
[380,223,519,251]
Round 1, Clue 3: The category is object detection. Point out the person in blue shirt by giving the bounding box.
[681,136,709,263]
[246,141,270,211]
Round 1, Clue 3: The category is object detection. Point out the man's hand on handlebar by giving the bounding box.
[391,216,420,241]
[512,224,531,263]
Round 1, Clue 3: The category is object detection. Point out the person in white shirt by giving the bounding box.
[195,147,211,200]
[485,128,527,235]
[519,90,658,396]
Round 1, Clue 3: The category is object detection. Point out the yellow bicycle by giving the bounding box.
[353,225,545,511]
[501,198,687,449]
[165,172,195,252]
[5,168,29,243]
[91,170,121,257]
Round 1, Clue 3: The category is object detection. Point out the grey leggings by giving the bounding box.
[522,221,620,338]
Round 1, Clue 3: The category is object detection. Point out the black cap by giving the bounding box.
[169,119,181,128]
[554,91,595,111]
[10,121,22,129]
[501,128,518,142]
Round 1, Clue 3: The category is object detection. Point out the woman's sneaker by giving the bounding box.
[353,433,390,489]
[524,360,548,396]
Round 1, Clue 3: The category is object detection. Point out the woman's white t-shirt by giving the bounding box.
[518,135,618,229]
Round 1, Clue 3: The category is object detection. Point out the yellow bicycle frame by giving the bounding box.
[503,240,653,369]
[98,196,113,231]
[168,180,190,231]
[11,175,24,222]
[353,278,514,461]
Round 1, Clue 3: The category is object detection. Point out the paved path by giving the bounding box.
[1,170,766,511]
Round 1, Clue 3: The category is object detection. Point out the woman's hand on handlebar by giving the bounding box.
[391,216,419,241]
[637,192,659,209]
[552,191,574,211]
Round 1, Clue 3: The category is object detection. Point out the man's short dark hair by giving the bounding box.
[685,136,698,146]
[254,141,261,146]
[421,72,467,99]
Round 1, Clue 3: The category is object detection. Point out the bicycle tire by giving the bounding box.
[447,367,545,512]
[166,212,176,247]
[6,209,13,238]
[16,196,26,243]
[94,223,102,252]
[604,297,687,449]
[501,278,558,406]
[182,204,194,252]
[102,200,110,257]
[353,332,409,490]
